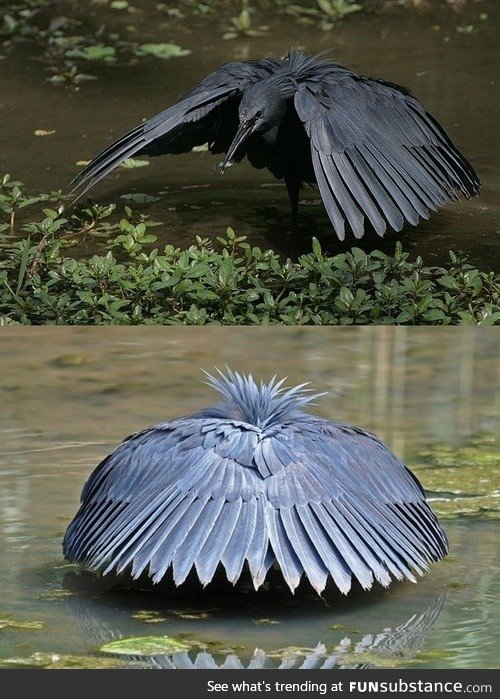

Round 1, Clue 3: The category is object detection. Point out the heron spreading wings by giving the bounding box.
[63,369,448,595]
[71,50,479,241]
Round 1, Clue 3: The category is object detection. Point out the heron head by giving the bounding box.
[218,84,287,174]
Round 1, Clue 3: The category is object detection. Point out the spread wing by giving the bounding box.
[63,417,275,589]
[70,59,279,199]
[256,419,448,594]
[294,73,480,240]
[64,415,447,595]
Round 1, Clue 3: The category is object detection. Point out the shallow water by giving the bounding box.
[0,326,498,669]
[1,2,498,269]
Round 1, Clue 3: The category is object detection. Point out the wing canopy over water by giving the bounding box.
[63,371,448,595]
[294,71,479,240]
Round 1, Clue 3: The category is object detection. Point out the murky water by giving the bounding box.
[0,326,498,669]
[1,2,498,270]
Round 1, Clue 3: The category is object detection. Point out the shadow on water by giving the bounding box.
[255,205,419,260]
[59,567,448,669]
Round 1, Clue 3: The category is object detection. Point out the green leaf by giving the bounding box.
[121,158,150,169]
[478,312,500,326]
[65,45,116,62]
[438,275,460,290]
[312,237,322,258]
[15,236,31,298]
[422,309,447,322]
[136,44,191,60]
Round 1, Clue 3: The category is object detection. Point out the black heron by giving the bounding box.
[63,369,448,595]
[71,50,479,241]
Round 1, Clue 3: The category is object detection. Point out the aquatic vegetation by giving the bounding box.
[170,609,211,620]
[120,193,161,204]
[132,610,170,623]
[100,635,191,656]
[64,44,117,63]
[134,43,191,60]
[0,1,191,89]
[1,652,123,668]
[120,158,150,169]
[253,618,281,625]
[0,613,44,630]
[223,1,269,40]
[343,652,409,668]
[415,438,500,520]
[410,648,457,664]
[2,1,483,90]
[266,644,326,658]
[285,1,362,30]
[0,1,486,68]
[38,589,78,600]
[327,623,360,633]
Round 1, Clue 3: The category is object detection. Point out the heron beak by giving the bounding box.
[219,120,255,174]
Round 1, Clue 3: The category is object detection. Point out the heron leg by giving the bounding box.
[284,175,300,217]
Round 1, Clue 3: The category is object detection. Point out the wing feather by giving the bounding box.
[171,497,226,585]
[354,144,425,225]
[221,499,258,583]
[280,506,329,593]
[265,502,303,592]
[295,503,352,593]
[342,493,427,575]
[247,497,274,588]
[331,152,387,236]
[71,61,273,199]
[319,152,365,238]
[194,499,243,585]
[311,149,346,238]
[294,75,479,240]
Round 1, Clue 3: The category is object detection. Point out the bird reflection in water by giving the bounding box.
[61,569,447,670]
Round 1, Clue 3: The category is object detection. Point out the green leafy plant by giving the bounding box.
[284,0,362,29]
[0,177,498,326]
[223,1,269,39]
[64,44,117,62]
[134,43,191,60]
[317,0,362,23]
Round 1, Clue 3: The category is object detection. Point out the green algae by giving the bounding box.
[132,610,169,623]
[0,614,44,630]
[411,648,457,663]
[266,645,325,659]
[170,608,211,620]
[38,589,78,600]
[100,635,191,656]
[1,652,122,668]
[253,618,280,625]
[414,437,500,520]
[327,623,360,634]
[334,651,408,668]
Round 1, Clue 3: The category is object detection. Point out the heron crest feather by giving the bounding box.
[204,368,325,429]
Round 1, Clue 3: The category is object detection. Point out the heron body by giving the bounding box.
[72,50,479,241]
[63,370,448,596]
